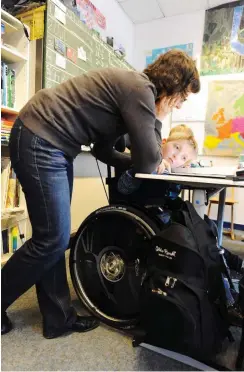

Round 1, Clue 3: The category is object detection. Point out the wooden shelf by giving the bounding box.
[1,9,30,249]
[1,44,27,63]
[1,9,23,30]
[1,106,19,115]
[1,252,13,265]
[1,18,18,33]
[1,207,25,219]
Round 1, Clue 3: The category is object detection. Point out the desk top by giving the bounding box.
[135,173,244,189]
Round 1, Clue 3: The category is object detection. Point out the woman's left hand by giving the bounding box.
[157,159,171,174]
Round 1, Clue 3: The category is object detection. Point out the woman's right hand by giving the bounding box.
[156,96,175,121]
[156,95,183,122]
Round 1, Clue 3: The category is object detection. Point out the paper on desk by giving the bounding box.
[173,166,237,177]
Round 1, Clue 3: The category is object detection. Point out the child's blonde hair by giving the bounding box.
[167,124,198,154]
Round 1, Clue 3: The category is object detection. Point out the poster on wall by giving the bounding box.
[68,0,106,34]
[201,2,244,76]
[145,43,193,66]
[204,81,244,156]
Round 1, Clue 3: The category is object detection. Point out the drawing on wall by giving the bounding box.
[201,3,244,75]
[145,43,193,66]
[204,81,244,156]
[74,0,106,33]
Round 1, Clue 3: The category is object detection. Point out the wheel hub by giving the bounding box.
[100,251,125,282]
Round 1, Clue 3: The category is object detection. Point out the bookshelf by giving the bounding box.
[2,207,25,217]
[1,9,31,264]
[1,252,13,265]
[1,106,19,115]
[1,44,28,63]
[1,9,30,110]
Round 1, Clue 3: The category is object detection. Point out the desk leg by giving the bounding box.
[192,190,206,219]
[217,188,226,247]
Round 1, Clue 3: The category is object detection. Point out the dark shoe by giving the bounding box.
[228,304,243,327]
[1,312,13,335]
[71,316,99,332]
[43,315,99,339]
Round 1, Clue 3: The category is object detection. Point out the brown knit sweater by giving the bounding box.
[19,67,162,173]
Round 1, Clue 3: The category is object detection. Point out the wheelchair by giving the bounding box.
[69,161,181,330]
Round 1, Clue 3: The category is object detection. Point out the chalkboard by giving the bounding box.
[43,0,133,89]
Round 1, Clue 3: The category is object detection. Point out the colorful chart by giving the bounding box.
[145,43,193,67]
[204,81,244,156]
[201,4,244,75]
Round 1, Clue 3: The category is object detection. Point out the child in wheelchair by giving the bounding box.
[117,124,198,196]
[118,124,244,327]
[117,124,198,223]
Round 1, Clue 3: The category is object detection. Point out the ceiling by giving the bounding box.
[116,0,239,24]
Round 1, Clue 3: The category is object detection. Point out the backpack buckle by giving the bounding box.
[165,276,177,288]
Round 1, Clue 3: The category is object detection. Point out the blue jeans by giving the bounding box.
[1,118,77,329]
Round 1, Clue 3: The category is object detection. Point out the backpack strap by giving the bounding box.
[185,202,236,291]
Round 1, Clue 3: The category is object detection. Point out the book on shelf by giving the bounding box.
[8,68,15,108]
[6,167,17,208]
[1,157,11,208]
[1,61,16,108]
[1,117,14,145]
[1,159,20,211]
[1,160,23,259]
[2,229,9,254]
[1,225,22,256]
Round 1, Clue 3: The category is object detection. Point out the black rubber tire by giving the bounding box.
[70,204,160,330]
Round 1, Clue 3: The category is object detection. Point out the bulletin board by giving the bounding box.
[43,0,133,89]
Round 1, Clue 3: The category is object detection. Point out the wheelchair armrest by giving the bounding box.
[106,176,179,208]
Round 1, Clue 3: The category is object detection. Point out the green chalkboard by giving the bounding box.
[43,0,133,89]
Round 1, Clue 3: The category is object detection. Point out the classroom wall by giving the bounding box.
[134,10,244,226]
[90,0,135,65]
[70,176,108,234]
[134,10,205,71]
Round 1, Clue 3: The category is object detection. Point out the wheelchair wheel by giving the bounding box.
[70,204,160,330]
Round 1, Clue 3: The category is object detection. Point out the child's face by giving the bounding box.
[162,140,196,169]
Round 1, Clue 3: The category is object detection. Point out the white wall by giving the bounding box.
[134,10,205,71]
[91,0,135,65]
[134,11,244,226]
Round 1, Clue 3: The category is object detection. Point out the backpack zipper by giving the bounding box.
[152,288,167,296]
[165,276,177,288]
[151,276,198,330]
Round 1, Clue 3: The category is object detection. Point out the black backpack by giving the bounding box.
[236,276,244,370]
[137,201,230,361]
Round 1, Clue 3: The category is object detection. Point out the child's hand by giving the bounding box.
[157,159,171,174]
[182,164,191,168]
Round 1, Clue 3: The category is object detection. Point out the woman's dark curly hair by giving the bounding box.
[143,50,200,101]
